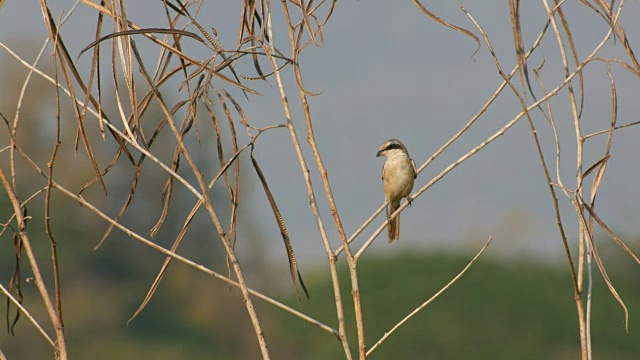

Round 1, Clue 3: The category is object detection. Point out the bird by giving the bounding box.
[376,139,417,242]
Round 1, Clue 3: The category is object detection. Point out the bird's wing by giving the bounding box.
[411,158,417,179]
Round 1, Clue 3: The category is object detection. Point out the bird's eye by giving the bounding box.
[385,144,402,151]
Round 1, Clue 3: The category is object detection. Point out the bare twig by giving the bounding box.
[0,282,55,347]
[367,237,492,356]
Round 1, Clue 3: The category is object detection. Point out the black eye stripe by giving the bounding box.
[385,144,403,151]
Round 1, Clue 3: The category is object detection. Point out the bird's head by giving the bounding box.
[376,139,408,158]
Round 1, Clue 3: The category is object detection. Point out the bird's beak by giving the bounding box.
[376,149,383,157]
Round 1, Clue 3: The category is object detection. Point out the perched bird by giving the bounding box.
[376,139,417,242]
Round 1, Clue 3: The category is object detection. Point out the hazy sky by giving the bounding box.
[2,1,640,266]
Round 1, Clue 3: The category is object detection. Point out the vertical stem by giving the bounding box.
[265,1,354,358]
[541,1,588,357]
[0,166,68,359]
[278,2,367,357]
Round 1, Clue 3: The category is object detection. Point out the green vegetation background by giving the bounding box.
[268,250,640,359]
[2,241,639,359]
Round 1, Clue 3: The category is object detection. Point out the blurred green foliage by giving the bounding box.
[267,250,640,360]
[4,241,639,359]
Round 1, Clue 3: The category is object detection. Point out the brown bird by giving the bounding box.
[376,139,417,242]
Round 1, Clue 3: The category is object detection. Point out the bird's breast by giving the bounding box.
[382,156,415,201]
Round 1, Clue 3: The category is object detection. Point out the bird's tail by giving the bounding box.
[388,201,400,242]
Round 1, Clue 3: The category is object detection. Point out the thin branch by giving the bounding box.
[0,282,55,347]
[367,237,492,356]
